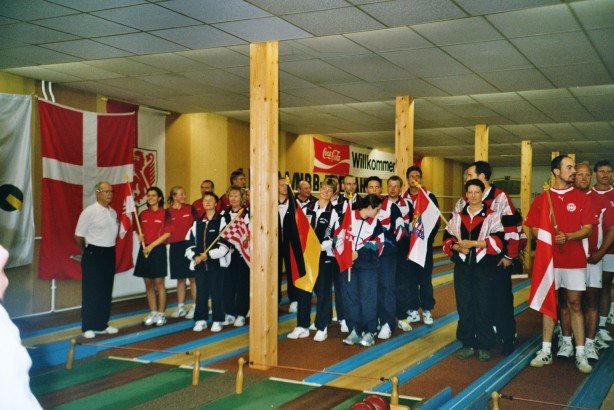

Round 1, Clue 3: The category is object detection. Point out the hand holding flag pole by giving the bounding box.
[123,175,147,258]
[193,208,244,266]
[543,182,564,253]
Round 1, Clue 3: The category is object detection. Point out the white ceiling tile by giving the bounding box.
[279,71,314,89]
[0,45,80,65]
[93,4,200,30]
[324,82,393,101]
[161,0,272,23]
[281,59,359,84]
[572,122,614,139]
[0,37,27,49]
[486,4,579,37]
[511,31,601,67]
[281,7,384,36]
[541,62,612,88]
[176,48,249,67]
[361,0,467,26]
[587,28,614,61]
[4,66,82,82]
[280,92,313,107]
[569,84,614,97]
[213,17,311,42]
[0,16,17,25]
[345,27,432,52]
[286,86,358,104]
[85,58,167,75]
[570,0,614,30]
[574,94,614,112]
[443,40,532,72]
[43,62,125,80]
[324,54,413,81]
[412,16,502,46]
[479,68,554,92]
[373,78,449,97]
[518,89,573,100]
[292,35,370,57]
[0,0,78,20]
[470,92,522,103]
[380,48,472,77]
[246,0,350,14]
[453,0,559,16]
[47,0,146,12]
[95,33,188,54]
[41,40,133,60]
[152,25,244,49]
[35,13,138,37]
[529,97,588,114]
[427,74,498,95]
[129,53,212,72]
[182,69,249,93]
[0,23,78,44]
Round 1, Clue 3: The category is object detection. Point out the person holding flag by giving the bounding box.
[220,185,250,328]
[336,194,384,348]
[443,179,504,362]
[525,155,594,373]
[400,166,440,328]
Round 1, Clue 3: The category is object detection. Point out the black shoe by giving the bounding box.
[502,341,515,356]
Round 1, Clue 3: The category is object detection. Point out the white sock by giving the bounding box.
[542,342,552,354]
[178,303,185,308]
[576,345,585,355]
[599,316,607,327]
[562,335,572,343]
[586,338,594,345]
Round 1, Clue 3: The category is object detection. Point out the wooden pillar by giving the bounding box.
[550,151,559,187]
[474,124,489,161]
[568,153,575,161]
[521,141,532,273]
[249,41,279,370]
[395,96,414,177]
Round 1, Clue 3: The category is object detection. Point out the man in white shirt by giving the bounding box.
[74,181,120,339]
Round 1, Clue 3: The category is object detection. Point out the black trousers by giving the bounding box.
[279,247,298,303]
[194,266,224,323]
[332,261,345,321]
[453,262,496,350]
[395,255,412,317]
[224,254,250,317]
[81,245,115,332]
[492,263,516,343]
[407,254,436,311]
[314,257,334,330]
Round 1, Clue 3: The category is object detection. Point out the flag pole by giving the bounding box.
[194,208,244,265]
[348,192,353,283]
[125,174,147,257]
[543,182,563,252]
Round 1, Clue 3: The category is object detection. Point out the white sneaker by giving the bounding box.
[585,341,599,361]
[193,320,207,332]
[143,312,158,326]
[223,315,236,326]
[608,306,614,324]
[423,310,433,325]
[340,319,349,333]
[314,329,328,342]
[155,313,167,327]
[377,323,392,340]
[309,323,317,331]
[557,340,574,358]
[185,306,195,320]
[289,301,298,313]
[595,337,609,350]
[597,328,613,342]
[95,326,118,335]
[575,352,592,373]
[407,310,420,323]
[234,316,246,327]
[343,330,361,345]
[530,350,552,367]
[171,306,186,318]
[211,322,223,332]
[287,327,309,339]
[359,332,375,347]
[83,330,96,339]
[397,319,413,332]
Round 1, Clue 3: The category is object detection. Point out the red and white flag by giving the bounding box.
[118,181,136,239]
[222,213,251,268]
[528,200,557,321]
[38,100,135,280]
[407,187,439,267]
[334,201,353,272]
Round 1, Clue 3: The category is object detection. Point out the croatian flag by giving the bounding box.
[222,212,251,268]
[528,198,557,321]
[38,100,135,280]
[407,187,439,267]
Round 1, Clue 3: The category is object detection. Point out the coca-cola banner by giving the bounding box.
[313,137,396,179]
[313,138,350,175]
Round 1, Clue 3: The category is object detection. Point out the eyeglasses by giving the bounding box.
[97,190,114,194]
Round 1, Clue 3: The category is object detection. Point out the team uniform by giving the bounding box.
[404,188,440,322]
[134,207,172,278]
[375,197,406,335]
[167,204,197,280]
[305,201,339,334]
[297,194,317,210]
[185,212,230,327]
[388,195,414,320]
[525,187,595,290]
[443,204,504,352]
[340,210,385,345]
[220,208,251,324]
[592,188,614,272]
[75,202,118,333]
[454,185,523,347]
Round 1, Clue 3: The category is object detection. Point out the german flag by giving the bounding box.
[286,185,321,292]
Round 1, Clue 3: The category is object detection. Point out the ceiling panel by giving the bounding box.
[43,62,125,80]
[570,0,614,30]
[41,40,133,60]
[345,27,431,52]
[380,47,472,77]
[324,54,413,82]
[280,59,360,84]
[152,25,244,49]
[246,0,350,14]
[486,4,579,37]
[412,16,502,46]
[161,0,272,23]
[47,0,146,12]
[292,35,370,57]
[588,28,614,60]
[540,62,612,88]
[454,0,559,16]
[282,7,385,36]
[0,45,80,65]
[360,0,467,26]
[443,40,532,72]
[0,0,78,20]
[35,13,138,37]
[0,22,78,44]
[324,82,394,101]
[85,58,168,76]
[93,4,201,30]
[427,74,498,95]
[213,17,311,42]
[176,48,249,68]
[4,66,83,82]
[479,68,554,92]
[95,33,188,54]
[129,53,212,72]
[511,31,601,67]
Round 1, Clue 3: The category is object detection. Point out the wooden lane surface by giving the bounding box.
[326,286,530,391]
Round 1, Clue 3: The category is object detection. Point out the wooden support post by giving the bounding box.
[66,338,76,370]
[395,96,414,177]
[474,124,489,161]
[192,351,201,386]
[550,151,559,187]
[249,41,279,370]
[568,153,575,161]
[236,357,246,394]
[521,141,532,274]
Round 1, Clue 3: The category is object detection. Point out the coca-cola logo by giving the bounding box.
[322,147,341,162]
